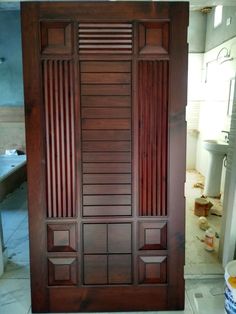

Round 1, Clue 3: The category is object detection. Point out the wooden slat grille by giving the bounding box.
[43,60,76,218]
[80,61,132,216]
[138,60,168,216]
[78,23,133,54]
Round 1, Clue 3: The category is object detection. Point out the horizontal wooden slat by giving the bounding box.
[82,130,131,141]
[82,141,130,152]
[79,50,132,54]
[79,29,132,33]
[81,73,131,84]
[83,195,131,205]
[83,174,131,184]
[79,34,132,38]
[83,152,131,162]
[83,206,131,216]
[82,108,131,119]
[79,39,132,44]
[81,96,131,107]
[80,44,132,49]
[80,62,131,73]
[81,84,131,96]
[82,119,131,130]
[83,184,131,195]
[79,23,132,28]
[83,163,131,173]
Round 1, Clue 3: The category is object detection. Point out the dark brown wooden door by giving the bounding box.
[21,2,188,312]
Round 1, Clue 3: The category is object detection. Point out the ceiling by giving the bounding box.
[0,0,236,11]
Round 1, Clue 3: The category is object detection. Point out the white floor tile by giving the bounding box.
[0,278,31,314]
[186,278,225,314]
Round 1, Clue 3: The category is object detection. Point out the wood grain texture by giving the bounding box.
[43,60,76,218]
[22,2,188,312]
[21,3,48,312]
[138,60,168,216]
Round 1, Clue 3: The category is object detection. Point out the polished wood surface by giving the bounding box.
[21,2,188,312]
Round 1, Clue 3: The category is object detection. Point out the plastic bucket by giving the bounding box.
[225,260,236,314]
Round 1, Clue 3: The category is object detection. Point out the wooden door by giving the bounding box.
[21,2,188,312]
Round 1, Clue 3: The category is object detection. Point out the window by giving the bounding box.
[214,5,223,28]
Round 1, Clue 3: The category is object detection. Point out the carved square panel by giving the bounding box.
[138,22,169,54]
[47,223,77,252]
[139,222,167,250]
[84,255,107,285]
[108,223,132,253]
[138,256,167,284]
[83,224,107,253]
[41,21,72,54]
[48,257,77,286]
[108,254,132,284]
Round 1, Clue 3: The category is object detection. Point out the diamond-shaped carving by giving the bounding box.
[139,222,167,250]
[47,223,77,252]
[138,256,167,284]
[48,257,77,286]
[41,21,72,54]
[139,22,169,54]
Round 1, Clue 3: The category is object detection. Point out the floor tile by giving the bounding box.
[186,278,225,314]
[2,260,30,279]
[0,278,31,314]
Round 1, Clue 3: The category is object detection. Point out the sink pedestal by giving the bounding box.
[204,153,225,197]
[203,140,228,197]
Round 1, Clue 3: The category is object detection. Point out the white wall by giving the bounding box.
[194,37,236,190]
[186,53,204,169]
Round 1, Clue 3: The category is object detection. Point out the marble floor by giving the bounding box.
[0,179,226,313]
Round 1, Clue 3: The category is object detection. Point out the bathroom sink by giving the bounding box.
[203,139,228,154]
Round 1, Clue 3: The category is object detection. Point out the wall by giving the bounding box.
[186,12,206,169]
[0,10,25,154]
[195,37,236,193]
[205,6,236,52]
[0,10,23,106]
[188,11,207,53]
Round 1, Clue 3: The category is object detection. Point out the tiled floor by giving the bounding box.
[185,170,224,278]
[0,179,226,313]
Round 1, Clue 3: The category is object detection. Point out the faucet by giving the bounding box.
[222,130,230,143]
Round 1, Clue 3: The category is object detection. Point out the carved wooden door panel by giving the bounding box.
[21,2,188,313]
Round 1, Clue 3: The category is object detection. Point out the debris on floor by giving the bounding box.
[194,197,213,217]
[193,182,205,189]
[198,216,210,231]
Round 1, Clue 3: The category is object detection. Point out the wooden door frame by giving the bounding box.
[21,2,188,312]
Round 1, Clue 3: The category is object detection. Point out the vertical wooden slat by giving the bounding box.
[70,61,75,217]
[48,60,57,218]
[138,60,168,216]
[54,61,61,217]
[44,61,52,218]
[59,61,66,217]
[43,60,75,218]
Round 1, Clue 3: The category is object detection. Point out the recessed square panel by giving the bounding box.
[83,224,107,253]
[84,255,107,285]
[41,21,72,54]
[138,22,169,55]
[138,256,167,284]
[108,254,132,284]
[47,224,77,252]
[139,222,167,250]
[48,257,77,286]
[108,223,132,253]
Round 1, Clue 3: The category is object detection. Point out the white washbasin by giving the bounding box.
[203,139,228,155]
